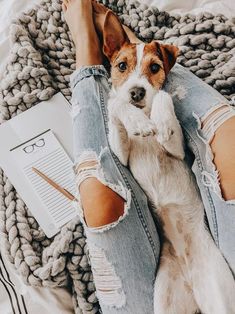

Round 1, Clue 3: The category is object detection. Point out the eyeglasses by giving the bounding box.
[23,138,45,154]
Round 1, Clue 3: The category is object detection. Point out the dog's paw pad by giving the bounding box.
[142,128,156,137]
[133,122,156,137]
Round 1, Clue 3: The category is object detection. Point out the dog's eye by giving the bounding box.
[150,63,160,74]
[118,62,127,72]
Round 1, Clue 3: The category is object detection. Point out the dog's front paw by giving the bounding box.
[157,123,174,143]
[129,119,157,137]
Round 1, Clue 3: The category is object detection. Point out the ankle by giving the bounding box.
[76,46,103,68]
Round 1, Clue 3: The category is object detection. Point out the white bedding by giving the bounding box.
[0,0,234,79]
[147,0,234,17]
[0,0,41,78]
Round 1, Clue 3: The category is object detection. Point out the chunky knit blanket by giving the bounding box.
[0,0,234,312]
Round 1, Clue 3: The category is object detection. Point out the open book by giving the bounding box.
[0,93,78,237]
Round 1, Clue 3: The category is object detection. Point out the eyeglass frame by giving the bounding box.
[23,138,45,154]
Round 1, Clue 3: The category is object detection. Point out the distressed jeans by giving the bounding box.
[70,64,235,314]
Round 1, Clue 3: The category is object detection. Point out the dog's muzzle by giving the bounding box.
[129,87,146,102]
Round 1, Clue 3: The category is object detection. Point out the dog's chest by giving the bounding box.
[129,137,163,180]
[128,137,185,205]
[129,136,165,170]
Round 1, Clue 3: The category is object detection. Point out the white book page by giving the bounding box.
[10,129,77,229]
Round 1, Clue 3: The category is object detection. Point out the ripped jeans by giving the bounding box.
[70,64,235,314]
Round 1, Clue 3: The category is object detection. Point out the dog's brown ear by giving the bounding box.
[103,11,130,60]
[157,43,179,75]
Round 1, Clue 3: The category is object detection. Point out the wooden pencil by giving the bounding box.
[32,167,77,202]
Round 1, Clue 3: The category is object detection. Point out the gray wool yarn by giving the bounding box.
[0,0,234,312]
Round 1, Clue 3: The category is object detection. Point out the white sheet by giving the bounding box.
[0,0,234,79]
[0,0,41,79]
[146,0,235,18]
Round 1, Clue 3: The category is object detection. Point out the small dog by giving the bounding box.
[102,11,235,314]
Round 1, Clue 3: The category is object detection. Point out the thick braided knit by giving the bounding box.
[0,0,234,312]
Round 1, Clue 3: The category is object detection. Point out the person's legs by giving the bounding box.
[164,65,235,274]
[62,0,102,68]
[63,0,160,312]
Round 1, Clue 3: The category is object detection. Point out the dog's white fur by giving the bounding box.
[107,49,235,313]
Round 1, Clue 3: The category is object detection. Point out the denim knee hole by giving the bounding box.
[193,104,235,204]
[73,150,131,232]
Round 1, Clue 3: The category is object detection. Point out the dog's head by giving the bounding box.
[103,11,178,112]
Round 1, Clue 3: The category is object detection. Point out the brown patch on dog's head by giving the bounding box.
[109,43,137,88]
[155,42,179,75]
[141,41,179,84]
[141,41,166,90]
[103,10,130,60]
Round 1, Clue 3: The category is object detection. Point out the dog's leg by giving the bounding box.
[109,98,156,137]
[108,115,130,166]
[151,91,185,160]
[191,228,235,314]
[122,105,156,137]
[154,242,198,314]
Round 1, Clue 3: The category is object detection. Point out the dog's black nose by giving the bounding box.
[130,87,146,102]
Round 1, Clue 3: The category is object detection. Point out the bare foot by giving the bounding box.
[62,0,103,68]
[91,0,142,44]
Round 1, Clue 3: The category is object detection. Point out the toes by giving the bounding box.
[62,2,67,11]
[142,129,156,137]
[133,127,156,137]
[62,0,69,8]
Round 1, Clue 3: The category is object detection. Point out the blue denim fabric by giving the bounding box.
[164,64,235,274]
[70,64,235,313]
